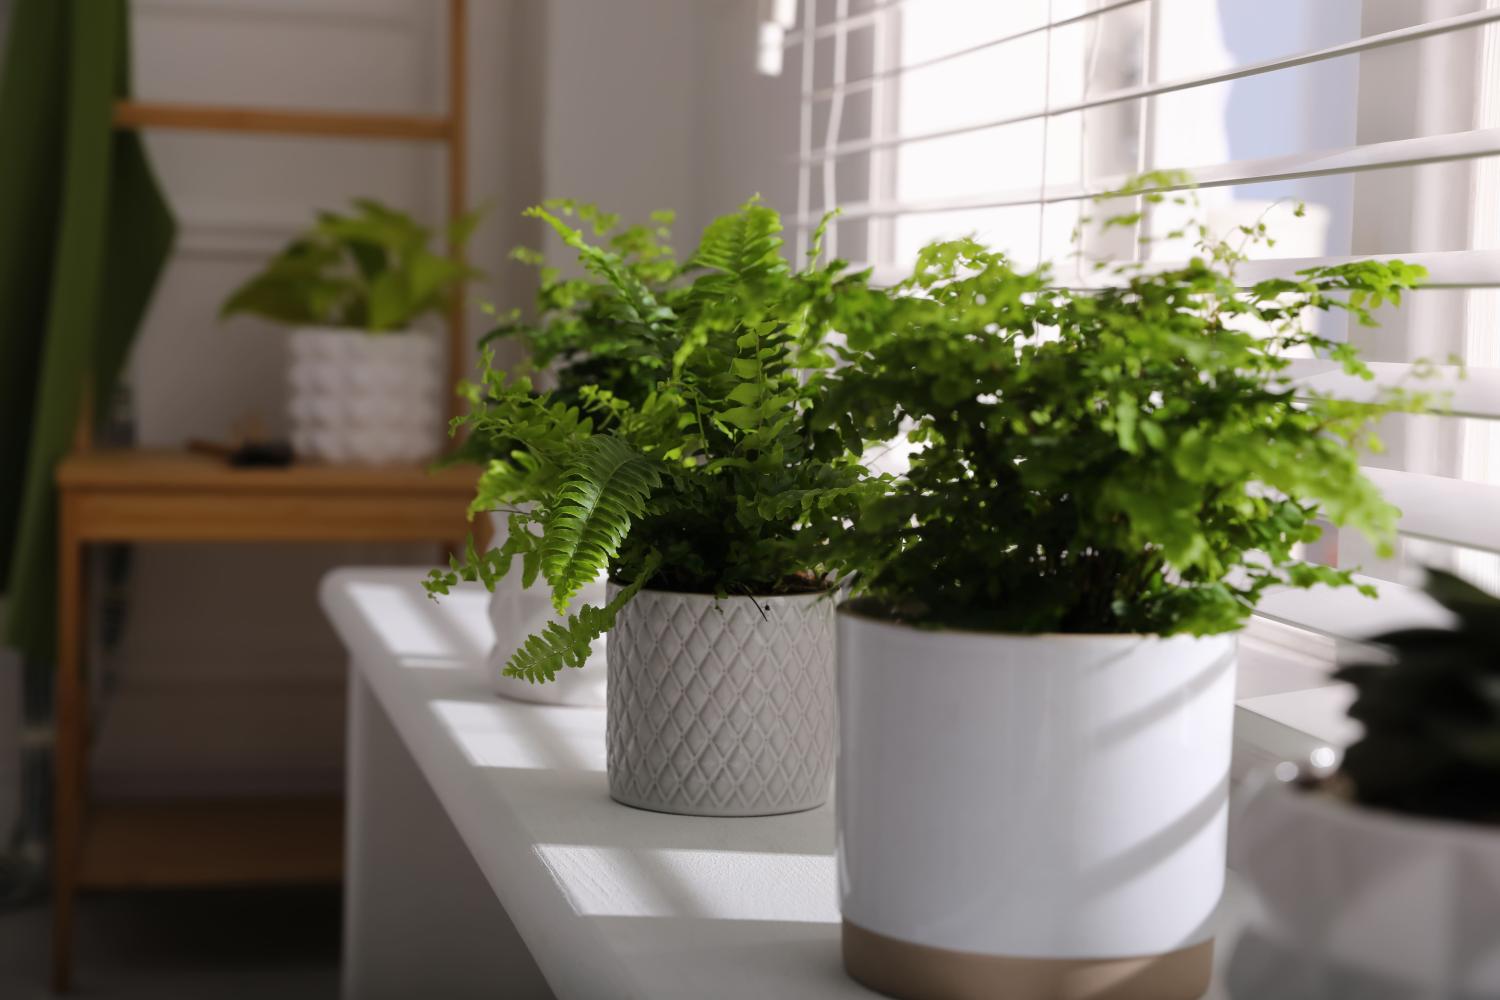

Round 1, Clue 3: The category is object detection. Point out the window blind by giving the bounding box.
[784,0,1500,637]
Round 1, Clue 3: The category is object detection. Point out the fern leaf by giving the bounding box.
[422,516,541,599]
[688,200,787,287]
[526,207,674,332]
[541,436,661,610]
[503,551,662,683]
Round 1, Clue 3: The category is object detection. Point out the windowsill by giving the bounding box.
[1231,573,1450,782]
[1231,617,1347,782]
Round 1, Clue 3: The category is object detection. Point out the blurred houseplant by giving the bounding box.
[820,181,1429,1000]
[428,198,885,815]
[1230,569,1500,998]
[221,198,480,464]
[452,202,680,707]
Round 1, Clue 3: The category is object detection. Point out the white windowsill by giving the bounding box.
[1232,575,1448,782]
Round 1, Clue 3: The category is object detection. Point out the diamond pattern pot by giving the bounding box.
[606,587,836,817]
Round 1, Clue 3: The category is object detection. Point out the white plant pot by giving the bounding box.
[1228,776,1500,999]
[606,587,835,817]
[482,510,609,707]
[286,326,442,465]
[837,608,1237,1000]
[489,566,609,707]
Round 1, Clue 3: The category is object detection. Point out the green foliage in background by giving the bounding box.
[425,198,886,682]
[1336,570,1500,824]
[441,201,679,472]
[484,200,680,409]
[221,198,481,332]
[820,175,1433,636]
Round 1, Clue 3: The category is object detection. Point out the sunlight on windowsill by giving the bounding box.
[431,698,606,772]
[346,579,491,666]
[534,845,838,923]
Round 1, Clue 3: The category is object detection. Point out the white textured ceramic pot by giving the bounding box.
[1228,775,1500,999]
[286,327,442,465]
[606,586,836,817]
[837,608,1238,1000]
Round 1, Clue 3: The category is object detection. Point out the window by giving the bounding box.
[785,0,1500,644]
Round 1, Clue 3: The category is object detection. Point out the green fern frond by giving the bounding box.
[688,199,787,287]
[503,551,662,683]
[526,207,675,333]
[422,517,542,599]
[805,208,841,262]
[540,436,662,610]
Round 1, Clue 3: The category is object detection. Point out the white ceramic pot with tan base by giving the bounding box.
[606,586,836,817]
[1228,775,1500,999]
[837,607,1238,1000]
[287,327,443,464]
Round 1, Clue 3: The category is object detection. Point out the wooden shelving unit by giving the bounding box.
[79,798,345,890]
[51,3,473,991]
[112,101,453,141]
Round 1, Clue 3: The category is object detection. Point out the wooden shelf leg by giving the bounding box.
[52,496,85,993]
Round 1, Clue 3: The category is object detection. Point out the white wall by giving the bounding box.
[104,0,799,798]
[532,0,800,265]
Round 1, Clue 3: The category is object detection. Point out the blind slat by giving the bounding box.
[803,125,1500,223]
[803,0,1150,99]
[787,0,1151,46]
[1254,572,1452,639]
[1210,249,1500,290]
[854,250,1500,294]
[803,7,1500,163]
[784,0,912,45]
[1288,360,1500,421]
[1361,467,1500,554]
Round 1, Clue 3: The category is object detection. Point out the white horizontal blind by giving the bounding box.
[786,0,1500,636]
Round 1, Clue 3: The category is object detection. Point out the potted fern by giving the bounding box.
[449,203,680,707]
[1229,569,1500,998]
[428,198,882,815]
[222,198,479,464]
[819,191,1428,999]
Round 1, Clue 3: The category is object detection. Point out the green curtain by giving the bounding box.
[0,0,175,660]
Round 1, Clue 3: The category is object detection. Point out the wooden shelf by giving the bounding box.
[78,798,343,890]
[57,448,477,493]
[57,449,483,544]
[113,100,451,141]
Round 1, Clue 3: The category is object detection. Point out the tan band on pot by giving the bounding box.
[843,920,1213,1000]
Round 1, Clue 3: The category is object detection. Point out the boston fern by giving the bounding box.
[445,201,677,470]
[482,200,680,409]
[822,183,1431,636]
[426,199,883,682]
[1334,570,1500,824]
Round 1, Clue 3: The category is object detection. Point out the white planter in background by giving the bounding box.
[1228,776,1500,999]
[606,587,836,817]
[837,608,1237,1000]
[483,511,609,707]
[287,327,443,465]
[489,566,609,708]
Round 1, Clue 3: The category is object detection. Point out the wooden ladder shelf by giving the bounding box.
[51,2,473,992]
